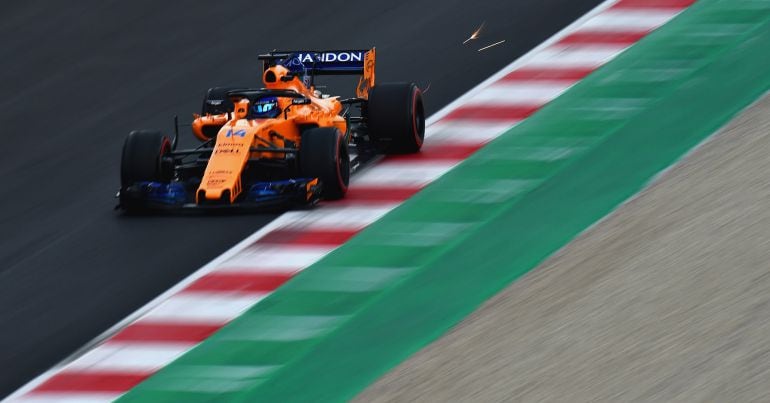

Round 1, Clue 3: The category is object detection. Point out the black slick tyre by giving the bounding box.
[300,127,350,200]
[120,130,172,189]
[367,82,425,154]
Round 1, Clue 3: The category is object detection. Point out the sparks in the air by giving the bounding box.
[463,22,485,44]
[478,40,506,52]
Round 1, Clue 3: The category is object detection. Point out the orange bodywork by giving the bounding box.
[190,49,374,204]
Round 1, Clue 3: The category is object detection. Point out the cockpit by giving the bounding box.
[252,96,280,119]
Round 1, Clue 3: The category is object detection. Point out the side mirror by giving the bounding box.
[284,97,312,119]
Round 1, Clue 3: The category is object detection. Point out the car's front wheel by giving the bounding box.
[299,127,350,200]
[121,129,172,189]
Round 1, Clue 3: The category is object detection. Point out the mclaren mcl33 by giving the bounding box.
[117,48,424,212]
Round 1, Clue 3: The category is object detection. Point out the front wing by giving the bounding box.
[118,178,321,211]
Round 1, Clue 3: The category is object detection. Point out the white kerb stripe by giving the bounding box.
[523,44,628,68]
[216,245,336,273]
[426,121,519,144]
[140,293,266,324]
[351,162,459,187]
[8,393,122,403]
[464,81,574,106]
[581,9,680,32]
[275,204,398,231]
[65,343,192,372]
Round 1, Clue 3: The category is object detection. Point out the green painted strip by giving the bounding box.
[120,1,770,401]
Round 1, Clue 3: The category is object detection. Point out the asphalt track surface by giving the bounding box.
[0,0,603,398]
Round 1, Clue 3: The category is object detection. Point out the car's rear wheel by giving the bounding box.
[121,130,172,189]
[299,127,349,200]
[367,82,425,154]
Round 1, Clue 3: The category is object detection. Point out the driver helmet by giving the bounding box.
[253,96,280,118]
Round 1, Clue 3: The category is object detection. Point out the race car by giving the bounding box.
[117,48,424,211]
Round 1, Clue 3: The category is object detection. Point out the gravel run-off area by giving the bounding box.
[358,93,770,402]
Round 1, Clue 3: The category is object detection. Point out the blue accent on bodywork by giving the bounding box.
[225,129,247,138]
[246,179,307,200]
[135,181,188,205]
[124,178,318,208]
[246,178,313,201]
[281,55,309,75]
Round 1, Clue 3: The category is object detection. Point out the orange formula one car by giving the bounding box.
[117,48,424,211]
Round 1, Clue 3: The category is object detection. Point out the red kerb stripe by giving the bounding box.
[256,229,358,246]
[110,322,221,343]
[184,272,293,293]
[501,67,595,82]
[33,371,150,393]
[612,0,695,9]
[330,186,422,204]
[383,143,484,162]
[559,31,647,45]
[444,105,539,121]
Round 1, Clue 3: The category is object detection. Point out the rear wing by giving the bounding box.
[258,48,376,98]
